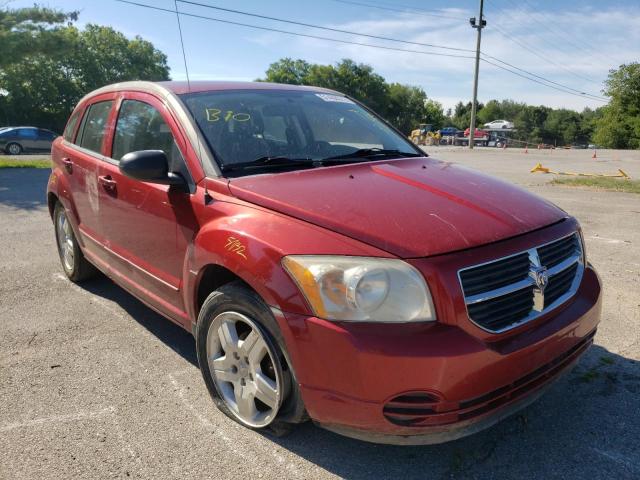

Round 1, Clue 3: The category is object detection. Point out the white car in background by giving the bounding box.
[484,119,514,129]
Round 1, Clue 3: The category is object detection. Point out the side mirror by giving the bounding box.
[119,150,185,188]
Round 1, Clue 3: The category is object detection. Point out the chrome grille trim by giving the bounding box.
[458,232,584,333]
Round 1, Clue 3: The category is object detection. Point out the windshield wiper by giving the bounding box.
[323,148,423,161]
[220,156,318,173]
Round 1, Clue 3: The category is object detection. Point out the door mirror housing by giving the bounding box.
[119,150,186,188]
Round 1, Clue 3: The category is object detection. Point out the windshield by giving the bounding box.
[180,90,421,176]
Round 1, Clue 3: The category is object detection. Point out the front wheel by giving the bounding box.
[196,283,304,434]
[6,142,22,155]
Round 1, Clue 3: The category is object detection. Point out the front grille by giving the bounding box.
[538,234,580,267]
[458,233,583,333]
[467,285,534,332]
[460,252,530,296]
[545,262,579,307]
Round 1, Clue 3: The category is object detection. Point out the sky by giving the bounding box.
[10,0,640,112]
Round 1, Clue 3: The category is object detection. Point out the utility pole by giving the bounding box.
[468,0,485,150]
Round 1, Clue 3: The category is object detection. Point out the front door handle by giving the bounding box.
[62,157,73,174]
[98,175,117,191]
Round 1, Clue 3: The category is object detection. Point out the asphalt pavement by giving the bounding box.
[1,149,638,479]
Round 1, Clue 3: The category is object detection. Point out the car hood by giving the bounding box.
[227,157,567,258]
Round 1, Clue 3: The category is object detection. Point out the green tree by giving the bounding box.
[262,58,311,85]
[305,59,389,115]
[261,56,610,144]
[476,99,503,125]
[260,57,440,134]
[386,83,432,133]
[423,99,446,130]
[0,6,170,132]
[0,6,78,68]
[594,63,640,149]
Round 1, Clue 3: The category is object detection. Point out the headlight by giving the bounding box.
[578,228,587,264]
[282,256,436,322]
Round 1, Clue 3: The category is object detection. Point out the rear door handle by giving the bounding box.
[98,175,117,191]
[62,157,73,173]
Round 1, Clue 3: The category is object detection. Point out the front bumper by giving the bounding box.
[274,265,601,445]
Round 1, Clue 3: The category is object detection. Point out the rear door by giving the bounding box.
[17,128,38,151]
[37,129,57,152]
[60,96,116,261]
[96,93,194,321]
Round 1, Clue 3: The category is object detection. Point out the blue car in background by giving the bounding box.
[440,127,459,136]
[0,126,58,155]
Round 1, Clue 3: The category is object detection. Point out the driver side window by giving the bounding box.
[112,100,183,171]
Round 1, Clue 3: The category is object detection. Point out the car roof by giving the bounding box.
[79,80,341,105]
[0,126,55,133]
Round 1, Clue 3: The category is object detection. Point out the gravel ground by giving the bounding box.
[1,148,638,479]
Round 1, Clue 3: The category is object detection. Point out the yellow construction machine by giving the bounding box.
[409,124,441,146]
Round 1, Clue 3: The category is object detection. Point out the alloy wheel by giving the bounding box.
[7,143,21,155]
[206,311,282,428]
[56,210,75,272]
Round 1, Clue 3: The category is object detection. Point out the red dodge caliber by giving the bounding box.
[48,81,601,444]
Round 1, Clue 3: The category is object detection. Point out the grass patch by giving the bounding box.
[551,176,640,194]
[0,157,51,169]
[600,356,615,366]
[578,369,600,383]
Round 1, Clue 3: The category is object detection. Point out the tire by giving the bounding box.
[6,142,22,155]
[196,282,305,436]
[53,202,97,282]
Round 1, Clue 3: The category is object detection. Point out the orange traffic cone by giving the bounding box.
[592,149,597,159]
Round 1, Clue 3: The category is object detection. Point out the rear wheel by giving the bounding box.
[6,142,22,155]
[196,282,304,434]
[53,202,96,282]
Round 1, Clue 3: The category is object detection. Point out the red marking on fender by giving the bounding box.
[371,165,511,226]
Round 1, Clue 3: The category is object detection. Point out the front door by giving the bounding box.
[61,98,115,261]
[96,94,193,323]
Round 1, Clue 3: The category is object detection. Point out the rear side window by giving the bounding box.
[17,128,37,139]
[78,101,113,154]
[63,111,81,142]
[39,130,57,140]
[112,100,182,167]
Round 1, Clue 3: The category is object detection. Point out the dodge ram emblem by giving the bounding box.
[530,265,549,293]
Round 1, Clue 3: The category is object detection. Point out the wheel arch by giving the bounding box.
[194,264,250,318]
[47,191,58,218]
[46,170,86,249]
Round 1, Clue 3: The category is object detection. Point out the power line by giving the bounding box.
[114,0,475,59]
[486,20,601,85]
[173,0,191,91]
[114,0,608,103]
[336,0,607,85]
[484,0,601,84]
[480,53,607,101]
[480,58,607,102]
[329,0,465,21]
[507,0,619,67]
[176,0,605,100]
[176,0,474,53]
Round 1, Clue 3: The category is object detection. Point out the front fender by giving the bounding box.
[185,201,393,321]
